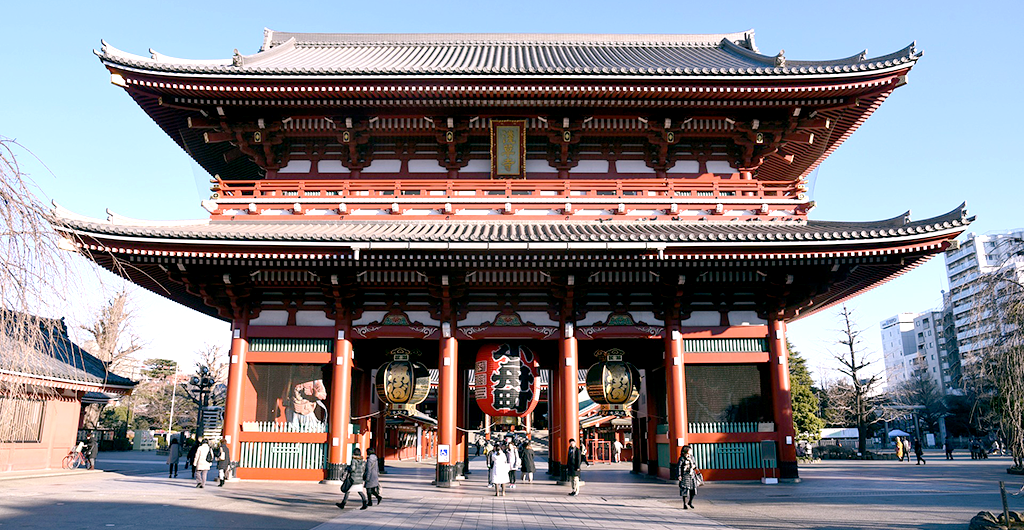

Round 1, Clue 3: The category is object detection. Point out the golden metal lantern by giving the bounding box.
[585,348,641,415]
[375,347,430,415]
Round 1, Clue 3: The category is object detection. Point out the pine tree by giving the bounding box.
[788,341,824,443]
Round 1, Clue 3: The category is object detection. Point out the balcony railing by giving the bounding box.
[215,177,803,203]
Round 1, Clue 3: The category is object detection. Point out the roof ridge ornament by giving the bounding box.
[233,49,243,67]
[774,49,786,68]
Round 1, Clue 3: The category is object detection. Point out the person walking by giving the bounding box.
[678,445,700,509]
[566,438,584,496]
[903,437,912,463]
[216,442,231,486]
[945,435,954,460]
[488,445,510,496]
[520,441,536,483]
[895,436,905,462]
[187,439,199,478]
[85,433,99,470]
[166,437,181,478]
[182,437,191,472]
[913,438,926,465]
[364,447,382,506]
[192,439,213,488]
[337,448,368,510]
[506,439,521,489]
[613,439,623,463]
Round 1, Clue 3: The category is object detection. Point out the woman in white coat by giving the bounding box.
[192,439,213,488]
[488,446,510,496]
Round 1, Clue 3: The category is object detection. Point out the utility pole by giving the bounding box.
[167,363,179,443]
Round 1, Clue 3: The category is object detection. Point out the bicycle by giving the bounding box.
[62,444,86,469]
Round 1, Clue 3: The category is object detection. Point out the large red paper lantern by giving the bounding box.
[474,343,540,418]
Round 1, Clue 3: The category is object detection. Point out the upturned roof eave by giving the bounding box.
[100,58,916,84]
[50,204,972,252]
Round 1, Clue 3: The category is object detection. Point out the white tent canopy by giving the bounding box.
[888,429,910,437]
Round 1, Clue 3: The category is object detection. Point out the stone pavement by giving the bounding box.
[1,449,1022,529]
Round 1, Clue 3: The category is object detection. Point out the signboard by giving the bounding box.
[490,119,526,179]
[881,316,899,329]
[438,444,451,463]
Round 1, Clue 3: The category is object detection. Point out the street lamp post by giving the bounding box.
[187,366,215,438]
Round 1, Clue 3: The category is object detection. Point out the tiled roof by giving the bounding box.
[0,314,136,390]
[54,203,970,248]
[96,29,920,78]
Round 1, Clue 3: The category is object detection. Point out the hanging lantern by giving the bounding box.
[474,343,540,423]
[375,347,430,415]
[586,348,641,415]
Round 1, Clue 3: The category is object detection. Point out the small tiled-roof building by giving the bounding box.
[0,313,136,472]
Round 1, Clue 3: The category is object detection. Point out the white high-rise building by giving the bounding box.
[880,311,952,394]
[945,230,1024,359]
[880,313,917,387]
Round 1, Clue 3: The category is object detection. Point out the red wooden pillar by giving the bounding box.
[664,321,687,480]
[456,367,467,478]
[559,323,579,482]
[326,322,354,483]
[222,317,248,477]
[645,370,659,476]
[548,366,560,476]
[436,332,458,486]
[354,369,372,456]
[768,316,799,479]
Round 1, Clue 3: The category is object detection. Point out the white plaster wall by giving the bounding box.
[462,159,490,172]
[615,160,655,174]
[666,160,701,173]
[680,311,722,327]
[361,160,403,173]
[278,160,312,173]
[459,311,500,327]
[577,311,611,326]
[574,160,610,173]
[353,311,388,326]
[317,160,350,173]
[729,311,766,326]
[525,159,558,173]
[517,311,557,326]
[296,310,334,327]
[706,161,737,173]
[249,310,288,326]
[408,160,447,173]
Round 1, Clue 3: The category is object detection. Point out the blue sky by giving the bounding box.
[2,0,1021,381]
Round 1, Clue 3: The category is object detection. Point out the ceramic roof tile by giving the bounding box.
[97,30,920,78]
[55,204,971,247]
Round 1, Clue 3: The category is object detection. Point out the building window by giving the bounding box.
[0,397,46,443]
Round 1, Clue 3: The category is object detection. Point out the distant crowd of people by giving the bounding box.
[164,435,232,488]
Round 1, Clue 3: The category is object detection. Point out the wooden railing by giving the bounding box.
[240,441,327,469]
[688,422,775,434]
[215,177,802,202]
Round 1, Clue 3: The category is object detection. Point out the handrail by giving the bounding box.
[216,176,802,202]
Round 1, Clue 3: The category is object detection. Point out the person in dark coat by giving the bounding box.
[913,438,926,465]
[677,445,699,509]
[566,438,585,496]
[85,433,99,470]
[944,435,954,460]
[520,441,536,483]
[166,437,181,478]
[216,443,231,486]
[187,441,199,478]
[337,448,368,510]
[364,447,382,506]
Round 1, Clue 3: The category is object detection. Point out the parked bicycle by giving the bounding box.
[62,442,86,469]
